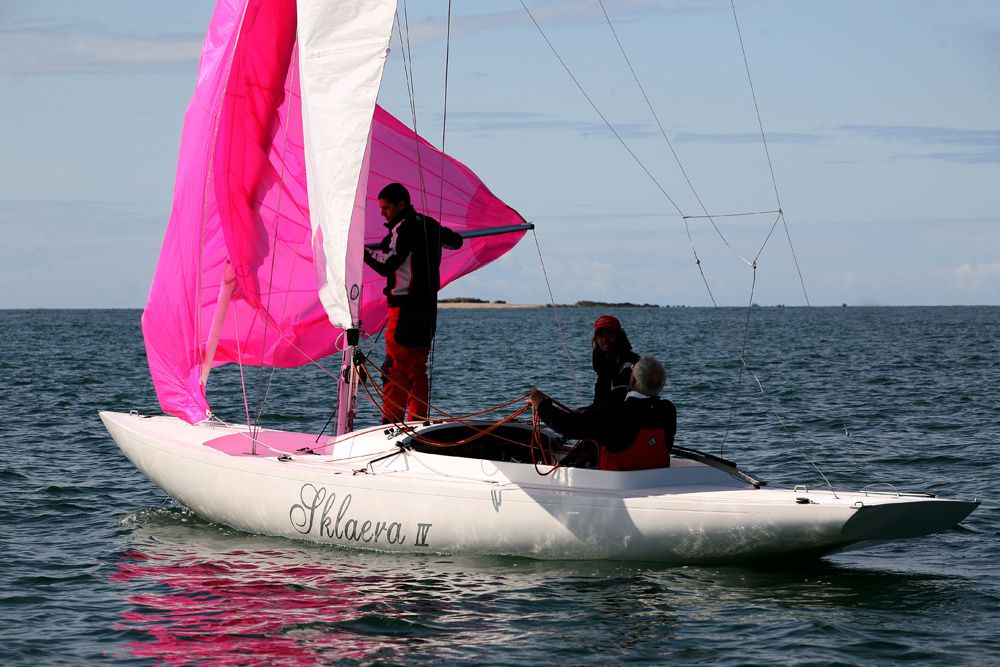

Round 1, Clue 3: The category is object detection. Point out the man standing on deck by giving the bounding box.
[364,182,463,423]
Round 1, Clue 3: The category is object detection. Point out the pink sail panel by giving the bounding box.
[359,107,529,335]
[141,0,249,424]
[143,0,527,424]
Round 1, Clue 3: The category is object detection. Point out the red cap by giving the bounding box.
[594,315,621,332]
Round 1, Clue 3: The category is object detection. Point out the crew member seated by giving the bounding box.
[526,355,677,470]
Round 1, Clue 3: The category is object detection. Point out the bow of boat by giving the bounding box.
[840,493,979,542]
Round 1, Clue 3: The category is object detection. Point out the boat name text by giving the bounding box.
[289,483,430,547]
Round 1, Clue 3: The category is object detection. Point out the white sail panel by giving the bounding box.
[297,0,397,328]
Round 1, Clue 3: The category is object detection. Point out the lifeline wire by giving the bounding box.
[352,356,547,461]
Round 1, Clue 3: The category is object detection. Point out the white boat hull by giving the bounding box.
[100,411,978,564]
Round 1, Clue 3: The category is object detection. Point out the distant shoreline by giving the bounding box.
[438,301,543,309]
[438,299,661,309]
[2,304,996,311]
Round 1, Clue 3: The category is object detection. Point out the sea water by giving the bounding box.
[1,306,998,665]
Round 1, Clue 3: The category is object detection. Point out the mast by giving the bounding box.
[335,328,361,436]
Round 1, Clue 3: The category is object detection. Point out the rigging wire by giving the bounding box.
[716,2,834,486]
[596,0,754,270]
[532,228,582,403]
[231,307,256,453]
[589,0,719,307]
[518,0,765,307]
[728,0,810,306]
[714,263,835,492]
[393,1,448,406]
[252,40,302,434]
[195,0,283,436]
[685,209,781,220]
[436,0,454,223]
[585,0,832,487]
[395,3,429,210]
[427,0,455,408]
[216,3,831,488]
[518,1,685,220]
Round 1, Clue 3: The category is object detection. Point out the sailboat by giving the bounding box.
[100,0,978,564]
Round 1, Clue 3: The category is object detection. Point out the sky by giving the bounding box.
[1,0,998,308]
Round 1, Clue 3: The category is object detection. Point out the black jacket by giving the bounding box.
[364,206,463,307]
[592,345,640,404]
[538,394,677,453]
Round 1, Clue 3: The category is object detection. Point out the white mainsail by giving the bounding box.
[297,0,397,329]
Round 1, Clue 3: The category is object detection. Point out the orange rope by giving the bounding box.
[362,356,528,424]
[360,362,535,448]
[530,406,563,474]
[355,358,561,467]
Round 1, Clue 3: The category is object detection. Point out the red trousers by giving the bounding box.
[381,307,431,422]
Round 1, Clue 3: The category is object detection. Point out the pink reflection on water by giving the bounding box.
[112,547,379,665]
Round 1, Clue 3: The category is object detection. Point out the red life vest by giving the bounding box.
[598,426,671,471]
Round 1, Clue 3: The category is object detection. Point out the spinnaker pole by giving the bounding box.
[456,222,534,240]
[363,222,534,249]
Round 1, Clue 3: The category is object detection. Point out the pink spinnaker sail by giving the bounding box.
[142,0,526,423]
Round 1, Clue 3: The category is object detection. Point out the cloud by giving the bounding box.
[444,113,828,145]
[445,110,653,139]
[0,27,201,76]
[398,1,712,45]
[895,150,1000,165]
[952,262,1000,290]
[0,1,706,79]
[840,124,999,146]
[674,131,828,145]
[838,124,1000,164]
